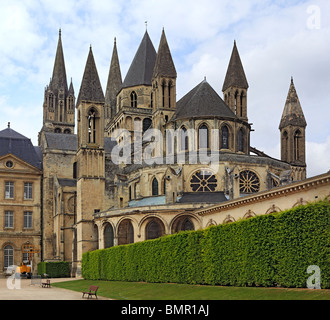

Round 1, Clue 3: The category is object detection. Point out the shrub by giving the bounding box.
[82,200,329,288]
[38,262,71,278]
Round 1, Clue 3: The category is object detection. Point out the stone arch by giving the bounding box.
[206,219,217,228]
[170,213,201,234]
[292,198,308,208]
[103,222,115,249]
[243,210,256,220]
[116,218,136,245]
[265,205,282,215]
[223,215,235,224]
[138,214,169,237]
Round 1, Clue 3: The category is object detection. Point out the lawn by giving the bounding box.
[52,280,329,300]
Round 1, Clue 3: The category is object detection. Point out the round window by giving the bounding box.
[239,170,260,194]
[190,170,217,192]
[6,161,14,168]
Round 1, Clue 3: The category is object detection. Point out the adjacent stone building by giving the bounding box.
[1,28,319,277]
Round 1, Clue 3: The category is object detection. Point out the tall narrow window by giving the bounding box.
[5,211,14,228]
[24,212,33,229]
[199,124,209,149]
[238,129,244,152]
[282,131,288,162]
[234,91,239,115]
[88,109,96,143]
[5,182,14,199]
[104,224,114,248]
[181,127,189,151]
[222,126,229,149]
[294,130,301,161]
[162,81,166,108]
[240,92,244,117]
[24,183,33,200]
[150,92,153,109]
[152,178,159,196]
[168,82,172,108]
[4,246,14,268]
[130,91,137,108]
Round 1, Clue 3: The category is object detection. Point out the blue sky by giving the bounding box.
[0,0,329,177]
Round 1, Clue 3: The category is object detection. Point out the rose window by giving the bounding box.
[190,170,217,192]
[239,170,260,194]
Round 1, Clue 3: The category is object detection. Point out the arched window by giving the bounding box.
[190,170,217,192]
[282,131,288,162]
[238,128,244,152]
[168,81,172,108]
[234,91,239,115]
[118,220,134,245]
[54,128,61,133]
[88,109,97,143]
[64,129,71,134]
[146,219,164,240]
[104,224,114,249]
[199,124,209,149]
[130,91,137,108]
[181,127,189,151]
[162,81,166,108]
[4,245,14,268]
[221,125,229,149]
[150,92,153,109]
[182,218,194,231]
[240,92,244,117]
[152,178,159,196]
[294,130,301,161]
[239,170,260,194]
[143,118,152,133]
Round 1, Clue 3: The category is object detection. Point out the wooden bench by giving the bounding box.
[82,286,99,299]
[41,279,51,288]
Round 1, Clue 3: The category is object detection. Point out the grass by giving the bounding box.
[52,280,330,300]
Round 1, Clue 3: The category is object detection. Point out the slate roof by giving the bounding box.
[175,79,237,120]
[177,192,228,204]
[222,41,249,92]
[44,132,77,151]
[76,47,105,106]
[152,29,177,79]
[279,78,307,130]
[122,31,157,88]
[50,29,68,95]
[0,127,42,169]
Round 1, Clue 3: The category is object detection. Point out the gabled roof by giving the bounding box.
[122,31,157,88]
[0,127,42,169]
[279,78,307,129]
[222,41,249,92]
[152,29,177,79]
[76,47,105,106]
[175,79,237,121]
[44,132,77,151]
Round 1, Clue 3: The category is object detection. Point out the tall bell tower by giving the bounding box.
[75,46,105,275]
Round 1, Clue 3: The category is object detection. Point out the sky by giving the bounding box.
[0,0,329,178]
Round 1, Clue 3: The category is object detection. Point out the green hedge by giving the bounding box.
[82,200,329,288]
[38,262,71,278]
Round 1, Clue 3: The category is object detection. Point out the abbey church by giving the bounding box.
[1,28,329,277]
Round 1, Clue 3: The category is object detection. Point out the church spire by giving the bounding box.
[152,29,177,79]
[222,41,249,92]
[76,46,105,106]
[105,37,122,122]
[279,77,307,130]
[50,28,68,94]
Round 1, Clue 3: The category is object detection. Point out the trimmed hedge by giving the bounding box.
[82,200,329,288]
[38,262,71,278]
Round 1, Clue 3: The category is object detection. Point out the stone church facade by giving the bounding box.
[2,28,319,277]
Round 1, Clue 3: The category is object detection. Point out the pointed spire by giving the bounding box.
[222,41,249,92]
[279,77,307,130]
[68,78,74,95]
[152,29,177,79]
[51,29,68,93]
[122,31,157,88]
[76,46,105,106]
[105,37,122,111]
